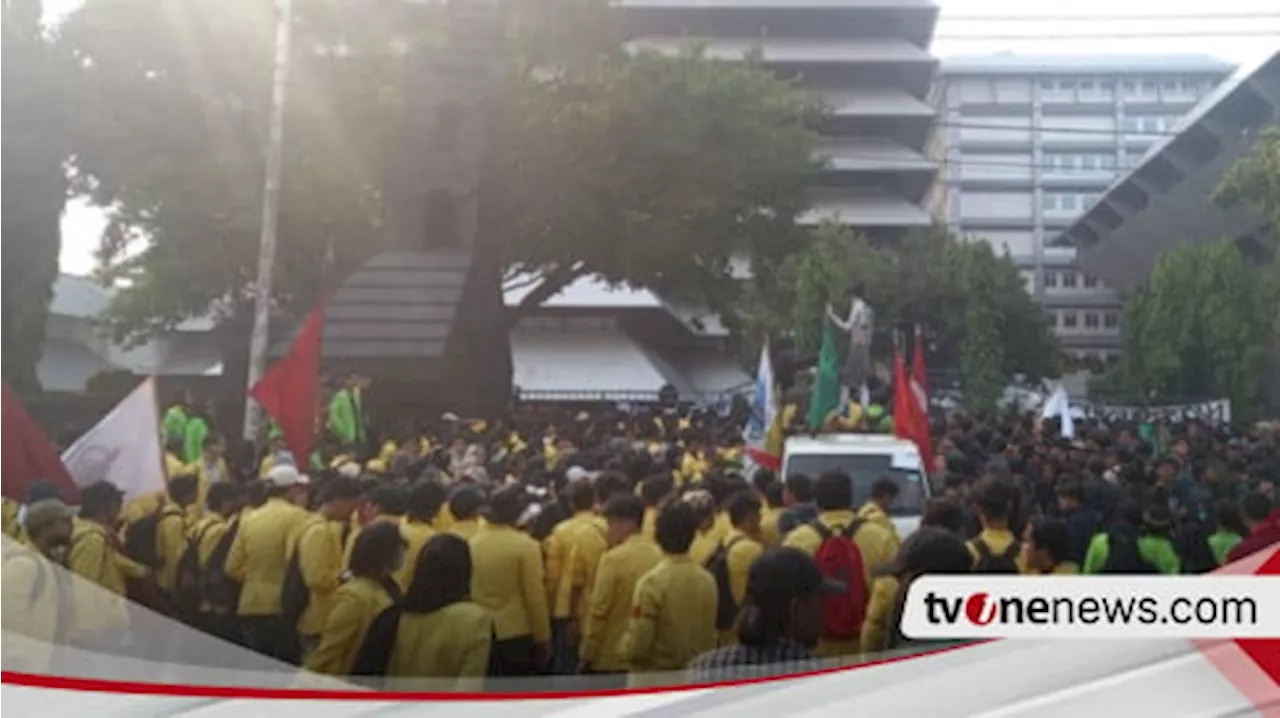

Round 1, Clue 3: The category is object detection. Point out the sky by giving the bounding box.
[56,0,1280,276]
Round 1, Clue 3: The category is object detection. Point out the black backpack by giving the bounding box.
[705,536,746,631]
[972,539,1021,574]
[173,520,221,618]
[123,503,183,569]
[350,605,405,678]
[1100,526,1159,574]
[280,522,324,634]
[201,517,242,613]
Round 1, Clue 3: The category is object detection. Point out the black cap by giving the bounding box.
[879,527,972,577]
[746,548,844,604]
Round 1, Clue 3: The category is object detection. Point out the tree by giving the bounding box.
[1213,125,1280,243]
[738,223,1061,409]
[1107,240,1277,417]
[61,0,822,345]
[2,0,73,392]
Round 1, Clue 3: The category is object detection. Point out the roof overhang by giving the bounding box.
[1053,52,1280,291]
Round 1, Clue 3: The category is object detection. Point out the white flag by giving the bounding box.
[1039,384,1075,440]
[62,378,166,501]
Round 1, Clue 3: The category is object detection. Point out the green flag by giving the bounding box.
[807,321,841,430]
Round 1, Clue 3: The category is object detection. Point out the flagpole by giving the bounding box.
[243,0,295,443]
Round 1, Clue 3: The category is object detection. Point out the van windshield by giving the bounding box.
[783,453,926,516]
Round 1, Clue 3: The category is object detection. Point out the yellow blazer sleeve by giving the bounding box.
[299,523,342,592]
[115,550,150,580]
[860,577,899,654]
[157,512,188,589]
[579,553,616,665]
[521,540,552,644]
[621,576,659,665]
[303,589,363,675]
[68,531,109,584]
[542,532,564,604]
[727,540,763,606]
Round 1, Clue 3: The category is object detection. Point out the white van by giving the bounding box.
[780,434,931,539]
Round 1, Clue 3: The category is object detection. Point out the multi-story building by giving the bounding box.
[624,0,942,242]
[937,54,1234,366]
[497,0,945,401]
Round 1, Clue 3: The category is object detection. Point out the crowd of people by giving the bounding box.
[4,384,1280,690]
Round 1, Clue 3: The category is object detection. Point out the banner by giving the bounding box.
[1086,399,1232,424]
[61,378,166,501]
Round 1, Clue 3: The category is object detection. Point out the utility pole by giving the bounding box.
[243,0,295,442]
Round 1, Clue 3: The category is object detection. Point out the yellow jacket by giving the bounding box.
[689,512,732,566]
[641,506,659,543]
[715,529,764,647]
[580,534,663,672]
[3,498,20,539]
[395,519,437,593]
[860,576,899,654]
[224,497,314,616]
[447,518,482,542]
[2,546,69,672]
[675,451,709,486]
[387,602,494,689]
[857,502,901,551]
[303,576,396,676]
[967,528,1023,571]
[621,554,718,683]
[546,513,608,619]
[782,509,898,659]
[154,502,190,592]
[188,512,235,613]
[296,516,348,636]
[759,506,782,549]
[543,511,591,616]
[468,524,552,643]
[67,518,149,638]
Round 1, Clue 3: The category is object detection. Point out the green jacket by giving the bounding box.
[183,416,209,464]
[328,388,363,446]
[162,405,188,445]
[1082,532,1181,575]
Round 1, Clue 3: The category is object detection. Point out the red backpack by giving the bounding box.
[810,518,869,641]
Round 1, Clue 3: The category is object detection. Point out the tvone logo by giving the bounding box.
[965,592,998,626]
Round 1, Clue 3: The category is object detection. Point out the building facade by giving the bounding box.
[624,0,942,241]
[937,55,1233,366]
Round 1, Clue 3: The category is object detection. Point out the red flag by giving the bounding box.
[249,305,325,467]
[2,383,80,502]
[892,341,935,476]
[912,324,929,408]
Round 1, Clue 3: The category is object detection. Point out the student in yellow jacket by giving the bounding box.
[2,500,76,673]
[715,491,766,646]
[154,475,200,594]
[543,481,599,616]
[224,465,313,662]
[395,480,448,593]
[67,482,151,650]
[469,485,552,677]
[966,479,1022,571]
[579,494,663,680]
[342,483,408,567]
[187,482,246,641]
[371,534,494,690]
[783,471,897,660]
[445,487,486,541]
[621,499,718,689]
[639,475,674,543]
[296,477,363,655]
[304,522,406,676]
[857,477,903,552]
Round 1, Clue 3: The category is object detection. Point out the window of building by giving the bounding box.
[1101,154,1117,170]
[1162,79,1178,92]
[1084,312,1100,328]
[1062,311,1078,328]
[1123,116,1139,133]
[1060,79,1077,90]
[1101,79,1116,90]
[1061,194,1078,210]
[1080,79,1095,91]
[1141,79,1158,94]
[1083,274,1099,288]
[1104,312,1120,329]
[1038,79,1054,90]
[1122,80,1137,93]
[1042,194,1058,210]
[1044,271,1058,288]
[1082,155,1099,170]
[1062,271,1078,288]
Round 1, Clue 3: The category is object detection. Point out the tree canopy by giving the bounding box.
[3,0,73,392]
[738,223,1062,409]
[1101,240,1278,416]
[59,0,823,344]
